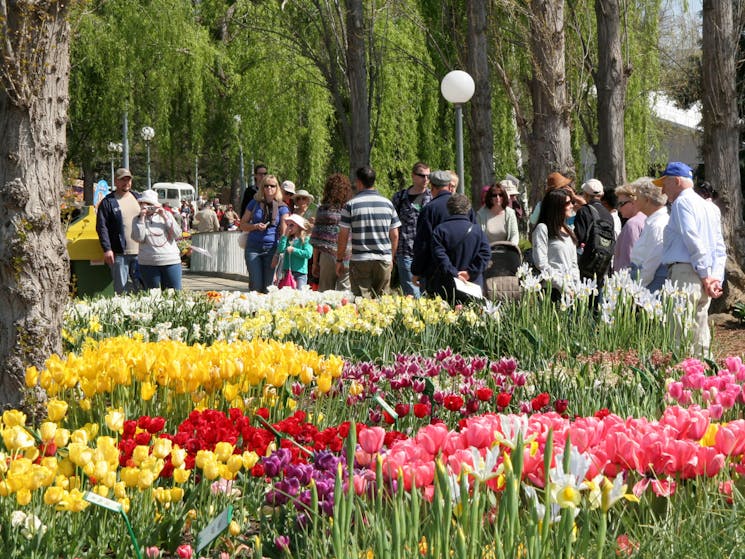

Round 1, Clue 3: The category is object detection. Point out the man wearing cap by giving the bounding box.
[411,170,477,296]
[655,162,726,354]
[336,166,401,298]
[96,168,142,293]
[574,178,616,285]
[391,162,432,297]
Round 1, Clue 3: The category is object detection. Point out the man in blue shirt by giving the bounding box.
[655,161,726,354]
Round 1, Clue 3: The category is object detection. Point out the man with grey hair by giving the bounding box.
[655,162,726,353]
[629,177,669,291]
[412,170,476,291]
[429,193,491,302]
[613,181,646,272]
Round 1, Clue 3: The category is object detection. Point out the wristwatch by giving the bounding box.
[336,258,344,263]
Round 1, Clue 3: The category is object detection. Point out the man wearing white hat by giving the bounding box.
[96,168,142,293]
[574,178,616,285]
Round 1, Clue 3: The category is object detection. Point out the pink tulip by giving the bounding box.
[145,547,161,559]
[414,423,450,456]
[176,545,193,559]
[358,426,386,455]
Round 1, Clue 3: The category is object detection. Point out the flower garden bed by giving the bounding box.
[2,272,745,558]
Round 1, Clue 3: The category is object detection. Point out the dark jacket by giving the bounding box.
[96,190,141,254]
[428,215,491,301]
[411,191,477,279]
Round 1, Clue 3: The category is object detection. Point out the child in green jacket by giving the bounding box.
[277,214,314,288]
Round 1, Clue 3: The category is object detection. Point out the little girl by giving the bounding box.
[276,214,314,288]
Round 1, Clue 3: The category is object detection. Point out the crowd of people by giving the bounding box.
[95,159,726,353]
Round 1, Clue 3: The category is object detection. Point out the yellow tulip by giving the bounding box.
[170,487,184,502]
[2,425,36,451]
[173,468,191,484]
[16,488,32,506]
[70,429,89,445]
[141,382,156,401]
[40,422,57,442]
[25,366,39,387]
[46,399,69,422]
[137,469,156,489]
[226,455,243,474]
[203,461,220,480]
[242,451,259,470]
[151,438,173,459]
[105,409,126,433]
[54,429,70,448]
[229,520,241,537]
[214,442,234,462]
[171,447,187,468]
[44,486,65,505]
[132,445,150,466]
[2,409,27,427]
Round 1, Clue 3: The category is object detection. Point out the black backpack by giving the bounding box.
[578,204,616,280]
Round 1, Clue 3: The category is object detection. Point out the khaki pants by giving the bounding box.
[318,251,350,292]
[349,259,392,298]
[668,263,711,355]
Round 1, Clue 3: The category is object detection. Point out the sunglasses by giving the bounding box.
[414,172,429,178]
[618,200,632,208]
[564,200,573,206]
[264,184,278,188]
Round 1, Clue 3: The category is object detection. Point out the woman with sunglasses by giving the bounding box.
[240,174,290,292]
[476,184,519,246]
[531,188,579,300]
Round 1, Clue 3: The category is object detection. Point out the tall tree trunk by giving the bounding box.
[594,0,626,190]
[527,0,574,206]
[702,0,745,310]
[346,0,370,171]
[466,0,494,207]
[0,0,70,409]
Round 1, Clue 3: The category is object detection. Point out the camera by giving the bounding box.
[145,206,158,215]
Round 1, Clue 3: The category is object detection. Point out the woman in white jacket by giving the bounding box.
[132,190,183,289]
[531,188,579,299]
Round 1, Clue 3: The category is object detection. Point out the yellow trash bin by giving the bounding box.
[66,206,113,297]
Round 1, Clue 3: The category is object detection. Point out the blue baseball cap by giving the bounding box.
[652,162,693,187]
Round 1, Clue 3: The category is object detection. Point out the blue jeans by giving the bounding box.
[292,272,308,289]
[139,264,182,290]
[396,254,420,298]
[245,246,276,293]
[110,254,140,294]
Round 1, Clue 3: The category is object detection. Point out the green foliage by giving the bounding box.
[67,0,668,200]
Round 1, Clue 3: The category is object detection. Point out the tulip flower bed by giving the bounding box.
[2,280,744,558]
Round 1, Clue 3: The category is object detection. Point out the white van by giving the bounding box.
[152,182,195,208]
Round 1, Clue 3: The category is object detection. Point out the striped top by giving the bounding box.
[310,205,346,256]
[340,189,401,261]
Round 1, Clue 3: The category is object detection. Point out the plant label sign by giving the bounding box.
[374,395,398,421]
[83,491,123,513]
[196,505,233,553]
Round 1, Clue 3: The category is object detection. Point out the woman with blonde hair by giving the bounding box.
[240,174,290,292]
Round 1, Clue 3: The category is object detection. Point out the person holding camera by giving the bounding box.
[240,174,290,292]
[132,189,183,290]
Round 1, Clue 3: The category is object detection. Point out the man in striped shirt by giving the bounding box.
[337,166,401,298]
